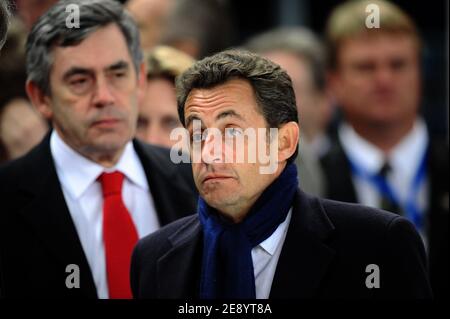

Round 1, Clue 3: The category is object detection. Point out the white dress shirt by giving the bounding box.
[50,131,160,299]
[338,119,429,242]
[251,209,292,299]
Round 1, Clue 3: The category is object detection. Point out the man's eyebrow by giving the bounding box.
[106,60,129,72]
[62,67,93,81]
[62,61,130,81]
[185,110,245,128]
[215,110,245,122]
[185,115,203,128]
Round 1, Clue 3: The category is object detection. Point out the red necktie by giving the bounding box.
[99,171,138,299]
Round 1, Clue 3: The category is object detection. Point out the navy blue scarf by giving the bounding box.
[198,163,298,299]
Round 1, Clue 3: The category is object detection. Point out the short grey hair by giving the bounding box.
[176,49,299,163]
[26,0,143,95]
[0,0,11,50]
[244,27,327,92]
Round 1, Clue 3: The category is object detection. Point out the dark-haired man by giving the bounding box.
[131,49,432,299]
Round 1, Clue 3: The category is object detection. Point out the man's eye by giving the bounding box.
[354,62,375,73]
[68,77,92,93]
[114,71,126,78]
[192,133,202,142]
[390,59,407,71]
[225,127,243,138]
[163,118,181,131]
[70,78,87,85]
[137,117,148,129]
[192,131,204,142]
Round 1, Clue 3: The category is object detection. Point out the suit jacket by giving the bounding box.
[321,136,449,299]
[0,133,197,298]
[131,190,432,299]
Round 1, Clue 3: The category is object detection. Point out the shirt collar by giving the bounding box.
[258,209,292,256]
[338,122,384,174]
[338,118,428,176]
[50,130,148,199]
[390,118,428,182]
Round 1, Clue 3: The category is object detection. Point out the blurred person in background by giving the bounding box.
[0,0,11,50]
[125,0,175,51]
[160,0,235,59]
[136,45,194,148]
[323,0,448,298]
[245,27,333,197]
[0,0,196,299]
[0,98,49,162]
[0,17,49,163]
[15,0,58,31]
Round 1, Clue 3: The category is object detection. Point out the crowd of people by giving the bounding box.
[0,0,447,300]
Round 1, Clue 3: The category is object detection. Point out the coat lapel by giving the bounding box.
[16,134,97,298]
[156,217,202,298]
[270,190,336,298]
[151,190,337,299]
[321,138,358,203]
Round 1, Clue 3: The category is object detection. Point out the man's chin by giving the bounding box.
[201,191,238,208]
[90,128,131,143]
[86,135,129,153]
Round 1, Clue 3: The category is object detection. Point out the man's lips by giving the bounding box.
[202,174,234,184]
[92,118,121,127]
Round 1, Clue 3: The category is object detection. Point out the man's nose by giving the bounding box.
[201,130,223,164]
[93,77,115,107]
[374,65,395,86]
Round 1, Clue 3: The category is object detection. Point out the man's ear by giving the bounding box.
[25,80,53,120]
[277,121,300,162]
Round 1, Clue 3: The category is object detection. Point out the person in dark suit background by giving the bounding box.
[322,0,448,298]
[0,0,196,299]
[131,49,432,299]
[0,0,10,51]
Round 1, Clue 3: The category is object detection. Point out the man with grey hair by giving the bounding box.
[0,0,196,299]
[245,27,333,197]
[131,49,431,299]
[0,0,11,50]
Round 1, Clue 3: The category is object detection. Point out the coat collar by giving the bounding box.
[269,190,335,298]
[157,216,203,298]
[155,189,336,298]
[16,133,98,297]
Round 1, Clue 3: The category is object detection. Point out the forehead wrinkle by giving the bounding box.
[184,79,262,128]
[185,93,239,126]
[185,89,238,110]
